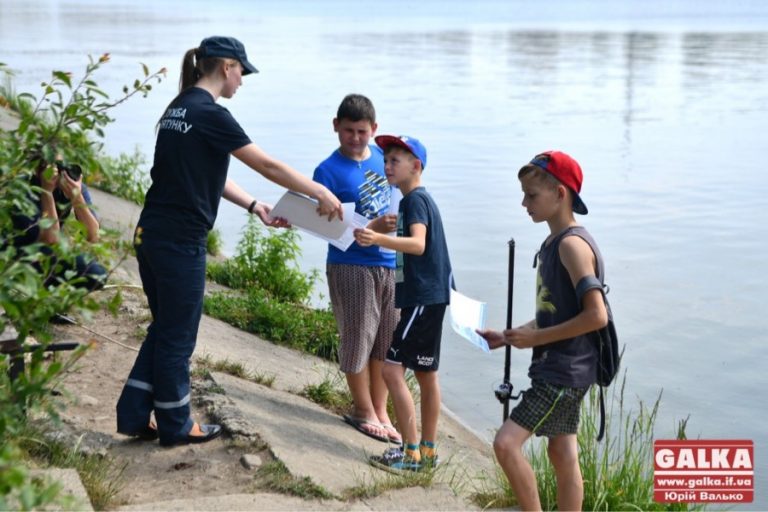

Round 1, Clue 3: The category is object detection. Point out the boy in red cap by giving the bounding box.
[354,134,452,473]
[478,150,609,510]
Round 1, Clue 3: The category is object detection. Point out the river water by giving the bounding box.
[2,0,766,507]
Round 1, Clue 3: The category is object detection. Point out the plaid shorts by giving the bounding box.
[327,264,398,374]
[510,379,589,437]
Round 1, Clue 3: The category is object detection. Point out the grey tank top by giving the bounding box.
[529,225,604,388]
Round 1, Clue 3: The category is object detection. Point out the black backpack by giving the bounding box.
[593,287,620,441]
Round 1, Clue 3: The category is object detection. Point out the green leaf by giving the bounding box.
[52,70,72,87]
[107,289,123,316]
[91,88,109,99]
[142,63,149,77]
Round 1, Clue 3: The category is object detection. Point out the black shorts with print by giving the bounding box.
[510,379,589,437]
[387,304,447,372]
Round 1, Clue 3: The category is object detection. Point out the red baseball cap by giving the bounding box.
[529,150,588,215]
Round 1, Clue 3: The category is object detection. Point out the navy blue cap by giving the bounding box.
[375,135,428,169]
[198,36,258,75]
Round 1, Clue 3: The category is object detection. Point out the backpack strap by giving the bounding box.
[575,275,603,304]
[578,274,611,442]
[597,384,607,442]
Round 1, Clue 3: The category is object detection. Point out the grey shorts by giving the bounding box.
[510,379,589,437]
[327,264,398,374]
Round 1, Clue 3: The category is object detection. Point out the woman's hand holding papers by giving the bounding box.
[313,186,344,221]
[252,202,291,228]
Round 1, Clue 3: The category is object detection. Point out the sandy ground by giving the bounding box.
[49,274,267,508]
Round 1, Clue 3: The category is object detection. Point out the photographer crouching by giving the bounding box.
[10,158,107,294]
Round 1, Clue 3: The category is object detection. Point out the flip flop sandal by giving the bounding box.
[380,423,402,443]
[342,414,389,443]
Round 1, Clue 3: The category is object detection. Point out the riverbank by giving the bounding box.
[42,188,500,510]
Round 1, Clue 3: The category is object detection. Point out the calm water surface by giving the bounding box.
[2,1,767,506]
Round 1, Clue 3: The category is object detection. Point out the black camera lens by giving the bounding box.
[65,164,82,181]
[56,162,82,181]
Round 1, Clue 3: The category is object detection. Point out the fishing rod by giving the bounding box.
[494,238,522,422]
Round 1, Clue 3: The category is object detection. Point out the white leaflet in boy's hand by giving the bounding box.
[449,289,490,353]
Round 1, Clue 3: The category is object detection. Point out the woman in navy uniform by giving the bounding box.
[116,36,342,446]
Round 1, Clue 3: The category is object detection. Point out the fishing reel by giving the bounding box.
[494,381,522,404]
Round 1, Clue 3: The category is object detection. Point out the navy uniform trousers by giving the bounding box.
[116,236,206,445]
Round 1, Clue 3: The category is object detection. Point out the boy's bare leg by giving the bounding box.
[494,420,541,511]
[369,359,393,426]
[548,434,583,511]
[414,370,440,442]
[346,365,377,421]
[382,362,419,447]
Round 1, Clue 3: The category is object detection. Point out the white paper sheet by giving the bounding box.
[380,186,402,254]
[329,204,369,251]
[449,289,490,353]
[270,191,367,251]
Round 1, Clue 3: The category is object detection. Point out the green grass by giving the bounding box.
[131,324,147,341]
[18,425,125,510]
[204,289,339,361]
[255,460,334,499]
[300,376,353,416]
[203,217,340,361]
[193,354,276,387]
[472,375,706,511]
[343,453,454,500]
[300,370,421,431]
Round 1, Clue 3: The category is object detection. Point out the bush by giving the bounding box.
[88,147,149,205]
[0,56,164,508]
[204,216,338,360]
[204,288,339,361]
[206,228,223,257]
[207,216,318,304]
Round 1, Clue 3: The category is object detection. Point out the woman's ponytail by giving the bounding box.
[157,46,227,129]
[179,48,202,92]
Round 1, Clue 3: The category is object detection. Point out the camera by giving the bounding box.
[56,161,82,181]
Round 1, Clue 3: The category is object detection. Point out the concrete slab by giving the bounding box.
[208,371,390,496]
[352,483,477,511]
[117,492,348,511]
[88,188,141,241]
[117,484,477,511]
[197,315,340,394]
[30,468,94,511]
[0,106,20,131]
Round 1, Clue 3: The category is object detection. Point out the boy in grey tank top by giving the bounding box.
[478,151,609,511]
